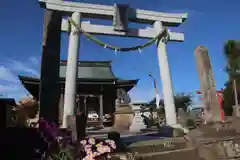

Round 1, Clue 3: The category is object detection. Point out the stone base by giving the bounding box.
[124,137,200,160]
[128,137,192,153]
[140,125,186,137]
[135,148,201,160]
[111,148,201,160]
[233,105,240,117]
[129,105,146,132]
[112,105,134,133]
[187,119,240,160]
[112,118,240,160]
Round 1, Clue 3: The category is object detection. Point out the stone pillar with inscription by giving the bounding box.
[194,46,221,123]
[186,46,240,160]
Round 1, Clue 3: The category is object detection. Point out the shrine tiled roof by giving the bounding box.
[59,60,117,80]
[17,61,139,99]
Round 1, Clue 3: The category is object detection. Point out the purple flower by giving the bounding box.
[38,118,58,140]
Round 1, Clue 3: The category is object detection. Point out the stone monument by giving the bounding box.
[194,46,221,123]
[185,46,240,160]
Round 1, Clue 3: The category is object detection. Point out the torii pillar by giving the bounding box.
[62,12,81,128]
[154,21,177,125]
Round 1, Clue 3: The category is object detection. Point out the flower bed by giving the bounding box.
[2,118,122,160]
[80,138,116,160]
[36,118,118,160]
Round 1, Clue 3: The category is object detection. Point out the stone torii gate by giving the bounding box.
[38,0,187,128]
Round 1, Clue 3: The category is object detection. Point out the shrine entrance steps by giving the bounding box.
[127,137,202,160]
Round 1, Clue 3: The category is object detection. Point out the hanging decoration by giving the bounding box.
[156,92,160,108]
[68,18,169,53]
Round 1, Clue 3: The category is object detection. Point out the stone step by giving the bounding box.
[136,148,201,160]
[128,137,192,153]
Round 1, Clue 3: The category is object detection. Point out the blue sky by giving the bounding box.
[0,0,239,103]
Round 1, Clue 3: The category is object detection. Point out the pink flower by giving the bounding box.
[96,143,103,147]
[108,140,116,149]
[80,140,87,146]
[105,139,110,144]
[93,152,100,157]
[84,144,92,153]
[86,151,94,156]
[97,145,105,154]
[104,139,116,150]
[103,146,111,153]
[88,138,96,145]
[83,153,95,160]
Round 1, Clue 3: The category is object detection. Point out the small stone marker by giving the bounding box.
[129,105,146,132]
[177,108,188,127]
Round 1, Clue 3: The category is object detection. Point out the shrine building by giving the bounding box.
[18,60,138,126]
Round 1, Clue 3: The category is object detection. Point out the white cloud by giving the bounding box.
[29,56,39,65]
[0,66,19,83]
[0,84,21,92]
[129,87,155,103]
[0,57,40,101]
[0,90,28,102]
[6,59,40,77]
[0,83,28,101]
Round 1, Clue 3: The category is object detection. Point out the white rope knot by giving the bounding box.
[162,35,169,43]
[72,28,79,35]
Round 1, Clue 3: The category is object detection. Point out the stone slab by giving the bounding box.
[187,120,240,160]
[135,148,201,160]
[128,137,192,153]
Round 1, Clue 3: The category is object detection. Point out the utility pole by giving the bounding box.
[149,72,160,108]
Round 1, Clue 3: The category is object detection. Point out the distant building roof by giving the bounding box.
[131,102,149,105]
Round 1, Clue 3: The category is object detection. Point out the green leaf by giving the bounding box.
[51,154,62,160]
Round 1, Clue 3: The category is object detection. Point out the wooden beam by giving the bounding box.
[61,19,184,42]
[39,0,187,26]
